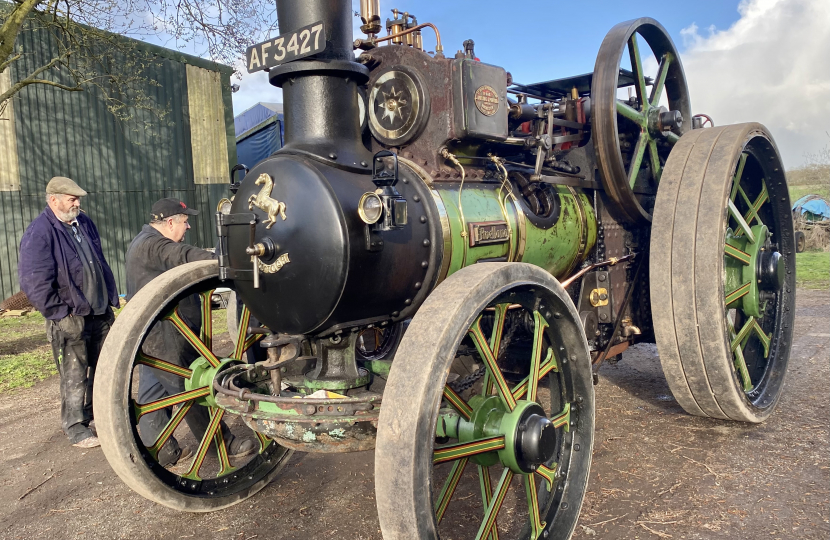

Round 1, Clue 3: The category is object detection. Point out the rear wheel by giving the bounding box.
[376,263,594,539]
[650,123,795,422]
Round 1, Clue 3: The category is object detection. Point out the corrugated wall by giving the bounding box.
[0,22,235,299]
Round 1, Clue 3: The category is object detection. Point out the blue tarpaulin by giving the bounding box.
[234,102,283,137]
[792,195,830,221]
[234,102,284,169]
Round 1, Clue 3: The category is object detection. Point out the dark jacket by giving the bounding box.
[125,225,216,358]
[125,224,216,301]
[18,207,119,320]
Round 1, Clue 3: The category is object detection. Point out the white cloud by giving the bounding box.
[230,60,283,115]
[680,0,830,168]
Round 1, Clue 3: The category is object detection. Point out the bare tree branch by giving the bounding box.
[1,0,279,119]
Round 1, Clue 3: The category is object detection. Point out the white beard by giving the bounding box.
[56,206,80,222]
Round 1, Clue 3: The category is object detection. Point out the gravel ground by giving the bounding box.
[0,289,826,540]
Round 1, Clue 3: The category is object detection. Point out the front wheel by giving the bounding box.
[94,260,292,511]
[376,263,594,540]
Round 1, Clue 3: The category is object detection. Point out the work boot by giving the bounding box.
[228,437,257,459]
[158,439,193,467]
[73,436,101,448]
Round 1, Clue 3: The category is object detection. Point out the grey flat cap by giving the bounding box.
[46,176,87,197]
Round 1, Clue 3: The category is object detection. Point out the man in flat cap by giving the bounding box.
[125,198,256,467]
[18,177,119,448]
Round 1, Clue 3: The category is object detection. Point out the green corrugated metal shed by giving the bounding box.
[0,19,237,299]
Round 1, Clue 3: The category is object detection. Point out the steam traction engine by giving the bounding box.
[95,1,795,538]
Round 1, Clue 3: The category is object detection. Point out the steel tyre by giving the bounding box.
[651,123,796,422]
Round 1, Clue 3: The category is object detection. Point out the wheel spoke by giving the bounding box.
[725,282,751,305]
[212,410,236,476]
[534,463,557,491]
[730,153,749,202]
[434,436,506,465]
[232,304,253,360]
[524,474,546,539]
[443,385,473,420]
[647,137,662,183]
[478,466,500,540]
[733,345,753,391]
[744,183,769,228]
[166,307,221,368]
[527,311,549,403]
[489,303,509,355]
[724,242,751,265]
[731,316,771,357]
[727,199,756,243]
[469,317,517,411]
[136,352,193,378]
[665,131,680,144]
[628,132,648,189]
[475,468,514,540]
[616,100,645,126]
[198,290,215,351]
[550,403,571,431]
[434,458,468,523]
[649,52,672,106]
[627,33,649,107]
[512,346,556,400]
[182,407,225,480]
[255,431,273,453]
[133,386,210,420]
[146,399,194,460]
[242,333,265,355]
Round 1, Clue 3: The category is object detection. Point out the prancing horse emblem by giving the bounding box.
[248,173,287,229]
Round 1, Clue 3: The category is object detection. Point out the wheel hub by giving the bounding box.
[646,106,677,135]
[446,397,558,474]
[516,406,557,471]
[757,247,784,292]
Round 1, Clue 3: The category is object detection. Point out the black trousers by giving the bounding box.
[47,311,112,444]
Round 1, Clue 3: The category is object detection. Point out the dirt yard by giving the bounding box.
[1,289,827,540]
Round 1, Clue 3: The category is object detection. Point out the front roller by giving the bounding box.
[651,123,795,422]
[94,260,292,511]
[376,263,594,540]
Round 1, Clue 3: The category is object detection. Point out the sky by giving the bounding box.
[225,0,830,169]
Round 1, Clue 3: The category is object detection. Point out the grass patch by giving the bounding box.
[0,349,56,392]
[796,251,830,289]
[0,311,51,393]
[789,184,830,203]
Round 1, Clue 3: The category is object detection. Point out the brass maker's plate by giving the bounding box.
[474,84,500,116]
[468,221,510,247]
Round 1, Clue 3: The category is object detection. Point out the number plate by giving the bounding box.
[245,22,326,74]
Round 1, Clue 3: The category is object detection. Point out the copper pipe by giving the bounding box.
[372,22,443,52]
[560,253,636,289]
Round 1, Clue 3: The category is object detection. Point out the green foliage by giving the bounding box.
[796,252,830,290]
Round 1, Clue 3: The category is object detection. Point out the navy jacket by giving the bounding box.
[18,207,119,320]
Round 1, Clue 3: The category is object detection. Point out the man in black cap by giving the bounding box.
[125,198,256,467]
[19,177,119,448]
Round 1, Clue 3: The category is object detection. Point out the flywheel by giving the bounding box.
[592,17,692,224]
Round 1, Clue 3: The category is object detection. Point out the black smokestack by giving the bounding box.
[271,0,371,169]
